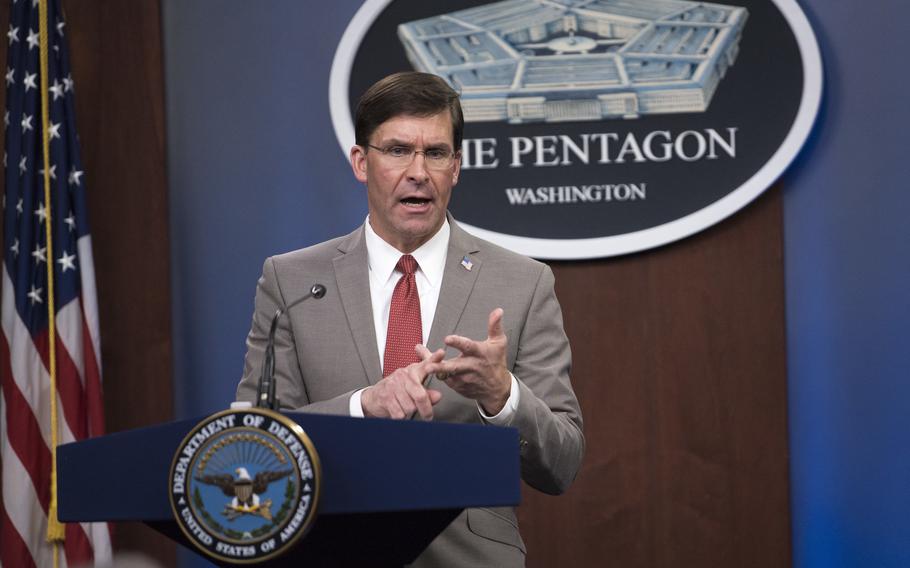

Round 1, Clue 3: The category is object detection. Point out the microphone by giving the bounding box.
[256,283,327,410]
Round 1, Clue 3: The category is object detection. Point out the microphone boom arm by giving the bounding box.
[256,283,326,410]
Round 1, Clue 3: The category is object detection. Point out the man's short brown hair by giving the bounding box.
[354,72,464,150]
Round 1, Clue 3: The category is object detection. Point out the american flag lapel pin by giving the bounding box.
[461,255,474,271]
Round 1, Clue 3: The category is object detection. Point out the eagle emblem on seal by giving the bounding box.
[195,466,292,521]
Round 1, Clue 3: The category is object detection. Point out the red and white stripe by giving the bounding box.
[1,234,111,568]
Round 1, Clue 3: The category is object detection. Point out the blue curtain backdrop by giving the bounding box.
[783,1,910,566]
[162,1,909,567]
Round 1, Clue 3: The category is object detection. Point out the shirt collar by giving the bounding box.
[364,217,449,289]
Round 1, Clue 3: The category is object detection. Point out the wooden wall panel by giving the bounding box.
[518,188,791,567]
[0,1,175,565]
[64,2,175,564]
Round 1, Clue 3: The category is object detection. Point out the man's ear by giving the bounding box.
[452,151,462,185]
[350,145,368,183]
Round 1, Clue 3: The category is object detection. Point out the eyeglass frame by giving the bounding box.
[365,143,460,170]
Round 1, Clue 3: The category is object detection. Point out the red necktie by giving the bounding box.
[383,254,422,377]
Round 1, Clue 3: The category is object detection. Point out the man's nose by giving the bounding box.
[405,151,430,183]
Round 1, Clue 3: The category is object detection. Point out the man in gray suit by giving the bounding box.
[237,72,584,567]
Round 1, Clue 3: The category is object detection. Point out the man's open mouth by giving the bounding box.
[401,197,431,207]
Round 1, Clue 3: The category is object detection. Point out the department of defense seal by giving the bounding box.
[168,408,321,564]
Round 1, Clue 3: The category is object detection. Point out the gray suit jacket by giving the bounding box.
[237,217,584,567]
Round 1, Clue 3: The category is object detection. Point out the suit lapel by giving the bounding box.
[334,217,481,382]
[427,219,482,351]
[333,226,383,385]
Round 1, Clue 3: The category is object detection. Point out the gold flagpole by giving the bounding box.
[38,1,65,562]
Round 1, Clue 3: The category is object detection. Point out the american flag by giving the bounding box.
[1,0,111,566]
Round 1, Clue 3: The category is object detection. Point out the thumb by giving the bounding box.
[487,308,505,340]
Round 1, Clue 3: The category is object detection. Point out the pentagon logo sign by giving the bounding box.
[397,0,748,124]
[169,409,321,564]
[330,0,822,259]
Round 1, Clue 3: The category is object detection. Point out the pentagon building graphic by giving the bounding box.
[398,0,748,123]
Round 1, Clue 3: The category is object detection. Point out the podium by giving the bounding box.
[57,412,520,566]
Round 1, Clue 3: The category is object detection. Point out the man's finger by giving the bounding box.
[421,361,447,379]
[415,345,446,363]
[415,344,433,360]
[487,308,505,340]
[404,377,434,419]
[415,350,445,382]
[392,386,416,420]
[434,359,477,381]
[444,334,481,356]
[437,359,461,376]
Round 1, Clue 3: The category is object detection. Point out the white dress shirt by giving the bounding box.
[365,215,450,356]
[349,217,518,423]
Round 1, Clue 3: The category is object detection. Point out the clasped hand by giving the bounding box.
[361,308,512,420]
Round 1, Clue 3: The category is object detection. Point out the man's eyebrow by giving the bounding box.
[378,138,452,151]
[379,138,414,147]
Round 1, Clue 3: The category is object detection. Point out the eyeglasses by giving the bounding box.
[366,144,458,171]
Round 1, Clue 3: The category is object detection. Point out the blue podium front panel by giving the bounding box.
[58,413,520,522]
